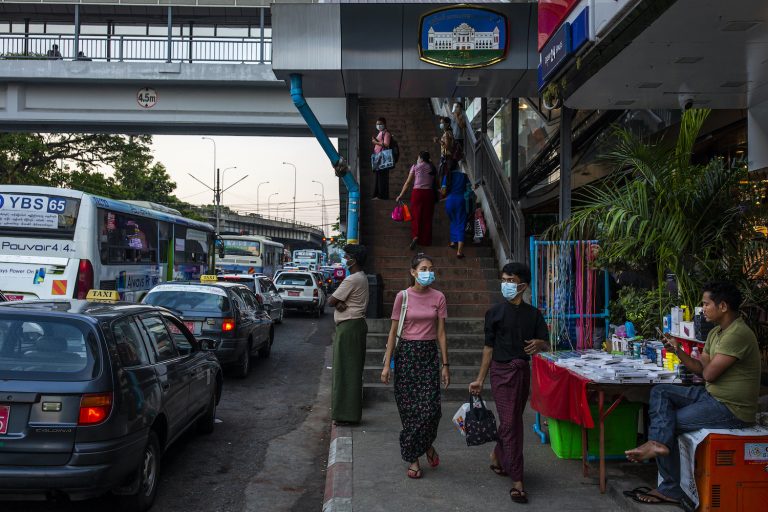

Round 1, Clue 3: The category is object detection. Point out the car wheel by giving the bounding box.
[258,330,273,358]
[197,390,217,435]
[233,342,251,378]
[120,431,161,512]
[275,308,283,324]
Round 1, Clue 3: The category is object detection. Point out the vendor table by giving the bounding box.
[531,354,674,493]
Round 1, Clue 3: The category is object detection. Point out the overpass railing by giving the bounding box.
[0,34,272,63]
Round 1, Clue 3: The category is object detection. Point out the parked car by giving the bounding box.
[143,281,273,378]
[217,274,284,324]
[275,271,326,318]
[0,296,222,511]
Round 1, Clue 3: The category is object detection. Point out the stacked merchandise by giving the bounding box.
[540,350,679,384]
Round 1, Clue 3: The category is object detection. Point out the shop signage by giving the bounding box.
[538,0,580,50]
[593,0,639,37]
[419,5,508,69]
[137,87,158,109]
[540,22,572,81]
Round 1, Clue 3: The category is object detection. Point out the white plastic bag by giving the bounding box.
[452,402,471,437]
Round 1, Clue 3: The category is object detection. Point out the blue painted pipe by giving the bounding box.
[289,74,360,243]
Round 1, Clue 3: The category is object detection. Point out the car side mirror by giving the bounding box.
[198,338,218,351]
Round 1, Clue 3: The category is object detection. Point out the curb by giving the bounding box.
[322,422,353,512]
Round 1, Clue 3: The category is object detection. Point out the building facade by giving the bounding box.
[427,23,499,51]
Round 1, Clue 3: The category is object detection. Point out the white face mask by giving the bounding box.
[376,124,385,131]
[439,123,445,130]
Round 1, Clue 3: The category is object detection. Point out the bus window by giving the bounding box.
[98,209,158,264]
[223,239,261,258]
[158,221,171,264]
[174,226,210,265]
[0,193,80,239]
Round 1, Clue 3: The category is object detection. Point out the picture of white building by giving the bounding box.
[427,23,500,51]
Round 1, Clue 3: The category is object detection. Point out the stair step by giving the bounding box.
[382,289,501,305]
[365,333,486,350]
[364,365,479,384]
[363,382,490,402]
[371,246,494,258]
[366,317,485,334]
[376,256,497,268]
[365,348,485,366]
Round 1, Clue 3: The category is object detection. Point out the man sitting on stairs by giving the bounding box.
[469,262,549,505]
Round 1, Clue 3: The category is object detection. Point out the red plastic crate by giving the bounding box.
[694,434,768,511]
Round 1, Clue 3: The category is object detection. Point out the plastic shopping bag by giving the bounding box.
[452,402,471,437]
[371,149,394,171]
[391,202,405,222]
[402,203,412,222]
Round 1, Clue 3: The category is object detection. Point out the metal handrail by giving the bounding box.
[0,34,272,63]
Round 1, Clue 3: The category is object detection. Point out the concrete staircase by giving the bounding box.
[363,318,492,402]
[357,98,502,402]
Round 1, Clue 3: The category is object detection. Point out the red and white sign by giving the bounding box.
[4,294,23,301]
[538,0,581,50]
[0,405,10,435]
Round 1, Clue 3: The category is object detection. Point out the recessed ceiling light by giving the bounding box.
[720,81,747,88]
[722,21,761,32]
[614,100,636,106]
[638,82,662,89]
[674,57,703,64]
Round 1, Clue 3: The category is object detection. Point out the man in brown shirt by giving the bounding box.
[327,244,369,424]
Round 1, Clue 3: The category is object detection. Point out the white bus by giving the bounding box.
[292,249,327,270]
[0,185,215,302]
[218,235,284,277]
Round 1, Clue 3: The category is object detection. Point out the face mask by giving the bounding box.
[376,125,385,131]
[501,282,520,300]
[439,123,445,130]
[343,257,355,269]
[416,271,435,287]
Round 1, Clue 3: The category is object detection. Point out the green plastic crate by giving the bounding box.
[548,402,642,460]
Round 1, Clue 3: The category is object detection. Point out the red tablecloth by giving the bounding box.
[531,355,594,428]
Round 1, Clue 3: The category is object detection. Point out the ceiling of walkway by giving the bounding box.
[566,0,768,109]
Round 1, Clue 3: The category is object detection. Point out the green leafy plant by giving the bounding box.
[610,286,675,338]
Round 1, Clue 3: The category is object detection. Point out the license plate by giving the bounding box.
[183,321,201,335]
[0,405,9,435]
[288,291,300,297]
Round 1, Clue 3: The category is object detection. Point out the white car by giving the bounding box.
[218,274,284,324]
[274,271,326,318]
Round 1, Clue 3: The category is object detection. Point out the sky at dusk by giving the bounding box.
[151,135,341,234]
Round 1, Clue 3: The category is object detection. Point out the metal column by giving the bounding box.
[509,98,520,260]
[259,8,266,64]
[559,107,573,222]
[73,6,80,59]
[166,7,173,63]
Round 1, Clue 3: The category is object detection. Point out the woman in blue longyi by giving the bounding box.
[441,167,470,259]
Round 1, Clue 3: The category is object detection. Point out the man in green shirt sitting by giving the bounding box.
[625,281,760,506]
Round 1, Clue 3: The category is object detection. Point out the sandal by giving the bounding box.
[407,463,422,479]
[490,464,508,476]
[509,488,528,504]
[456,252,465,259]
[622,486,652,499]
[630,491,682,507]
[426,446,440,468]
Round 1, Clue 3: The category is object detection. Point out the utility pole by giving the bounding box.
[201,137,218,232]
[312,180,325,237]
[257,181,270,215]
[282,161,297,225]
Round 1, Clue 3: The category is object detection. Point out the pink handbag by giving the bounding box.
[391,202,405,222]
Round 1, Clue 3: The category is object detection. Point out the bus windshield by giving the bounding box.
[223,239,261,258]
[0,193,80,239]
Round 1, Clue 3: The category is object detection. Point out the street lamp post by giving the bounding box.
[219,166,238,204]
[268,192,279,218]
[311,180,325,237]
[201,137,218,233]
[257,181,270,215]
[282,161,297,225]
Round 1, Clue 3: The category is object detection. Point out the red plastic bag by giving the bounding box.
[391,203,405,222]
[402,203,412,222]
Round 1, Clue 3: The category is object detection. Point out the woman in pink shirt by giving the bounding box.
[395,151,436,250]
[372,117,392,199]
[381,253,450,479]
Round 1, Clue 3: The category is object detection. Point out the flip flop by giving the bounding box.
[509,488,528,504]
[426,447,440,468]
[631,492,683,508]
[407,464,422,479]
[623,486,653,498]
[490,464,508,476]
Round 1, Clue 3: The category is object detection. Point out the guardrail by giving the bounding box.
[0,34,272,63]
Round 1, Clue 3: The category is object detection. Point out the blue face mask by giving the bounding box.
[342,257,354,269]
[416,271,435,287]
[501,282,519,300]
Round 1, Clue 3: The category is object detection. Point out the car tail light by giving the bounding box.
[222,318,236,332]
[78,393,112,425]
[313,289,319,298]
[75,259,94,300]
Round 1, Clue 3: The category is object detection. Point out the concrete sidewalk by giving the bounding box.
[325,399,681,512]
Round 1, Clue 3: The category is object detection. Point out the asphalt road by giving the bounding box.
[4,308,335,512]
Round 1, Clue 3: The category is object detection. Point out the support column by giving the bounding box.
[106,21,113,62]
[559,106,573,222]
[23,18,29,56]
[509,98,520,259]
[481,97,488,136]
[748,100,768,173]
[259,7,266,63]
[344,94,360,239]
[166,6,173,63]
[73,6,80,60]
[188,21,194,63]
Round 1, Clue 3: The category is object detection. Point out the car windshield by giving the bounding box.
[219,277,256,292]
[276,274,313,287]
[0,315,100,381]
[144,288,231,312]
